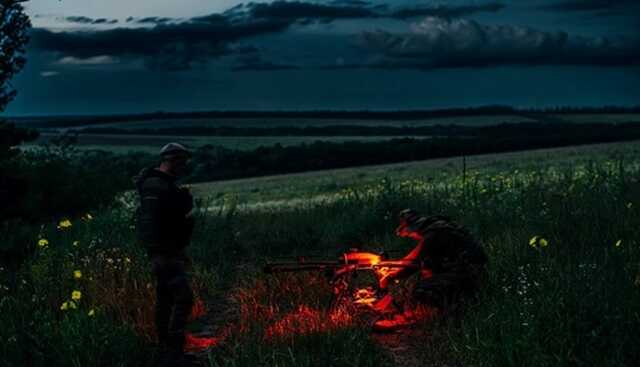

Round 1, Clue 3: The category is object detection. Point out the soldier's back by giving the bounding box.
[421,217,487,269]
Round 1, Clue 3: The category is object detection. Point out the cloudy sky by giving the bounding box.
[8,0,640,115]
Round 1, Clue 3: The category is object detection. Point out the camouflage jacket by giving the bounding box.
[417,218,487,274]
[134,167,194,256]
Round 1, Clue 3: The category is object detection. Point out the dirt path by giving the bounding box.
[372,328,426,367]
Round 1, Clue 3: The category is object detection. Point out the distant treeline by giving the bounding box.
[14,105,640,128]
[81,121,640,137]
[184,123,640,182]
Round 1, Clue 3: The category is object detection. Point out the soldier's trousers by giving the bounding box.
[412,264,485,311]
[151,254,194,352]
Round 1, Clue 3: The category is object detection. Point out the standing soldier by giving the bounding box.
[374,209,488,331]
[134,143,195,366]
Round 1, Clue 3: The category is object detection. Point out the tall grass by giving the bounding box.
[2,154,639,366]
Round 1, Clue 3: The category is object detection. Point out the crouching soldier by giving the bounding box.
[134,143,195,366]
[373,209,487,331]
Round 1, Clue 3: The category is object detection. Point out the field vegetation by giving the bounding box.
[15,108,640,154]
[2,139,639,366]
[31,132,422,153]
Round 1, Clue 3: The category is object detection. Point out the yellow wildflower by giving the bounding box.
[615,240,622,248]
[72,241,80,247]
[83,213,93,221]
[57,219,72,229]
[71,290,82,301]
[88,309,95,317]
[60,301,77,311]
[529,236,548,249]
[73,270,82,279]
[38,239,49,248]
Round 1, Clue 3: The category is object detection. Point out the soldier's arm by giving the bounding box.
[378,238,425,288]
[138,177,170,245]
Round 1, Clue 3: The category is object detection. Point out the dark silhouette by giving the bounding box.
[134,143,195,367]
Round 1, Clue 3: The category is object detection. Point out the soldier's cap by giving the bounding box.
[397,208,421,232]
[160,142,192,160]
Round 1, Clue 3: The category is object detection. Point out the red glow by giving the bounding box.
[353,287,378,306]
[189,298,207,321]
[264,305,353,340]
[344,252,381,266]
[184,332,220,351]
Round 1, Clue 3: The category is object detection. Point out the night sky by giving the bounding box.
[11,0,640,115]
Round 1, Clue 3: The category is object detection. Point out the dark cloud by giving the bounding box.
[540,0,638,12]
[231,54,299,71]
[136,17,175,24]
[245,1,379,22]
[242,1,505,22]
[64,16,118,24]
[391,2,505,20]
[30,17,290,71]
[31,1,395,72]
[64,16,94,24]
[328,0,372,6]
[190,13,230,24]
[93,18,118,25]
[355,17,640,69]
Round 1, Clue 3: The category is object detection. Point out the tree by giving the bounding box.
[0,0,35,158]
[1,0,30,111]
[1,0,35,222]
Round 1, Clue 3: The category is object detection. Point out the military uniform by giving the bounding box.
[409,215,487,310]
[134,166,195,356]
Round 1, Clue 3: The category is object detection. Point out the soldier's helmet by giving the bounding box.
[160,142,192,160]
[397,209,452,235]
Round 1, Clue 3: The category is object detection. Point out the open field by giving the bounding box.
[190,140,640,205]
[14,112,640,132]
[14,114,539,131]
[29,132,428,153]
[21,113,640,154]
[4,139,640,366]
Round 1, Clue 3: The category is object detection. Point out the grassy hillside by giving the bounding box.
[3,140,639,366]
[190,140,640,205]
